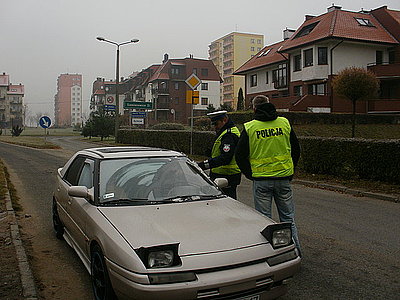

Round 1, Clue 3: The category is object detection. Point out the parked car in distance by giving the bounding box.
[52,147,301,300]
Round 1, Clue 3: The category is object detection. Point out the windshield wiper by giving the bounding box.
[156,194,223,203]
[100,198,148,206]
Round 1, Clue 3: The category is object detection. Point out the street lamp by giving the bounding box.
[96,36,139,139]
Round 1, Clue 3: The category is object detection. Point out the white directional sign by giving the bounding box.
[131,118,144,125]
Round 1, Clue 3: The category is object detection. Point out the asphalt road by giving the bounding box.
[0,137,399,299]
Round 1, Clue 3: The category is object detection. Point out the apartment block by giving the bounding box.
[209,32,264,109]
[54,74,82,127]
[0,72,24,128]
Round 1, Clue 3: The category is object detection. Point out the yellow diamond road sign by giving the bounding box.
[185,73,201,90]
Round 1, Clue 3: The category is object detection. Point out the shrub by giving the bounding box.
[150,123,186,130]
[11,125,23,137]
[194,117,213,131]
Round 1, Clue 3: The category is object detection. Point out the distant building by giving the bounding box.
[209,32,264,109]
[0,72,24,128]
[234,5,400,113]
[54,74,82,127]
[91,54,222,125]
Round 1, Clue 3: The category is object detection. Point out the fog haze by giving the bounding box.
[1,0,399,120]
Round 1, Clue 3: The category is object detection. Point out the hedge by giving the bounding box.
[118,129,215,156]
[298,137,400,184]
[229,111,400,125]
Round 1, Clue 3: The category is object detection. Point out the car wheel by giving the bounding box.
[91,245,117,300]
[52,200,64,240]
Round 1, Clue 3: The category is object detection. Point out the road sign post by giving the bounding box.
[39,116,52,140]
[185,74,202,155]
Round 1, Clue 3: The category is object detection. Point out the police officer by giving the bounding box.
[198,111,241,199]
[235,95,302,255]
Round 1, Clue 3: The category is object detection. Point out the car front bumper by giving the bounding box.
[106,252,300,300]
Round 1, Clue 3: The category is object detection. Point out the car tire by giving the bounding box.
[91,245,117,300]
[52,200,64,240]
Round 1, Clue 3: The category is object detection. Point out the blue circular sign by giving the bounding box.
[39,116,52,129]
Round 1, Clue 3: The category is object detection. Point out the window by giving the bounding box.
[201,68,208,76]
[64,156,86,186]
[251,47,255,51]
[174,82,179,90]
[201,83,208,90]
[251,39,255,43]
[376,51,383,65]
[257,39,261,44]
[201,97,208,105]
[272,63,287,88]
[193,68,197,75]
[250,74,257,87]
[355,18,374,27]
[389,50,395,64]
[304,48,313,67]
[318,47,328,65]
[171,67,179,75]
[294,22,319,38]
[294,85,303,96]
[308,83,326,95]
[77,161,94,188]
[266,71,269,84]
[294,54,301,71]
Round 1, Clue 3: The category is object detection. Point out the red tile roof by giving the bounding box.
[280,9,398,52]
[7,84,24,95]
[234,40,288,74]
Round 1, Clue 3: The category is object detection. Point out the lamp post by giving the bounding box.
[96,36,139,139]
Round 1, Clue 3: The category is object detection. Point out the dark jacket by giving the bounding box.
[208,119,241,185]
[235,103,300,180]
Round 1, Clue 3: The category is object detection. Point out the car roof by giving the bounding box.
[77,146,186,159]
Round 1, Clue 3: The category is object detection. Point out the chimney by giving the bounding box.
[327,4,342,12]
[305,15,315,21]
[283,28,296,40]
[163,53,169,63]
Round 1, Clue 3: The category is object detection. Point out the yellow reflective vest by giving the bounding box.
[211,127,241,175]
[244,117,294,178]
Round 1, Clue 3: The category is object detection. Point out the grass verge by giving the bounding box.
[0,136,60,149]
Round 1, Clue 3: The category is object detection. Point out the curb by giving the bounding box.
[293,179,399,203]
[4,181,38,299]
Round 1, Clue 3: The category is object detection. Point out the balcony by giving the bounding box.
[367,62,400,78]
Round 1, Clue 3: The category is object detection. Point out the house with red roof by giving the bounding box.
[95,54,222,125]
[234,5,400,113]
[0,72,24,128]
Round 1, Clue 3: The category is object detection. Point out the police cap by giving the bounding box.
[207,110,228,124]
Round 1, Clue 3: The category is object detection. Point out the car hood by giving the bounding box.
[98,198,272,255]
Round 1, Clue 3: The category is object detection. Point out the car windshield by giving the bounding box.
[99,157,222,205]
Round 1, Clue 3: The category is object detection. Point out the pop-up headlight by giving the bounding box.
[135,244,181,269]
[261,222,293,249]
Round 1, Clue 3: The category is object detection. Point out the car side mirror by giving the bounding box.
[68,186,94,202]
[214,178,228,188]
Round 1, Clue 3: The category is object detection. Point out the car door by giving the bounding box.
[67,158,95,259]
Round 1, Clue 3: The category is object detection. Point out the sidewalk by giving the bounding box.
[0,164,37,300]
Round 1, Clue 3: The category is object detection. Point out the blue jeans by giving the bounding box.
[253,179,301,253]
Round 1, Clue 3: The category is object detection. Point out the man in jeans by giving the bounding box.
[235,95,302,255]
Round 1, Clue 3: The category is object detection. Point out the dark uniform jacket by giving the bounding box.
[208,120,241,186]
[235,103,300,181]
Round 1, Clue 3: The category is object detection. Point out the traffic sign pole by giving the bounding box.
[185,73,202,156]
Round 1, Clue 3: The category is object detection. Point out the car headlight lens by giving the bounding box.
[272,228,292,248]
[148,250,174,268]
[261,222,293,249]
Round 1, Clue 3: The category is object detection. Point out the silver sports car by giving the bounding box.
[52,147,300,300]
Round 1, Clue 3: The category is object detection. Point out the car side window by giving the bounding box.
[77,160,94,188]
[64,156,86,186]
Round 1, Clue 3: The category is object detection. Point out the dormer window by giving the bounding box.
[355,18,374,27]
[294,22,319,38]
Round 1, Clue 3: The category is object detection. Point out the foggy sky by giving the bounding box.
[1,0,399,121]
